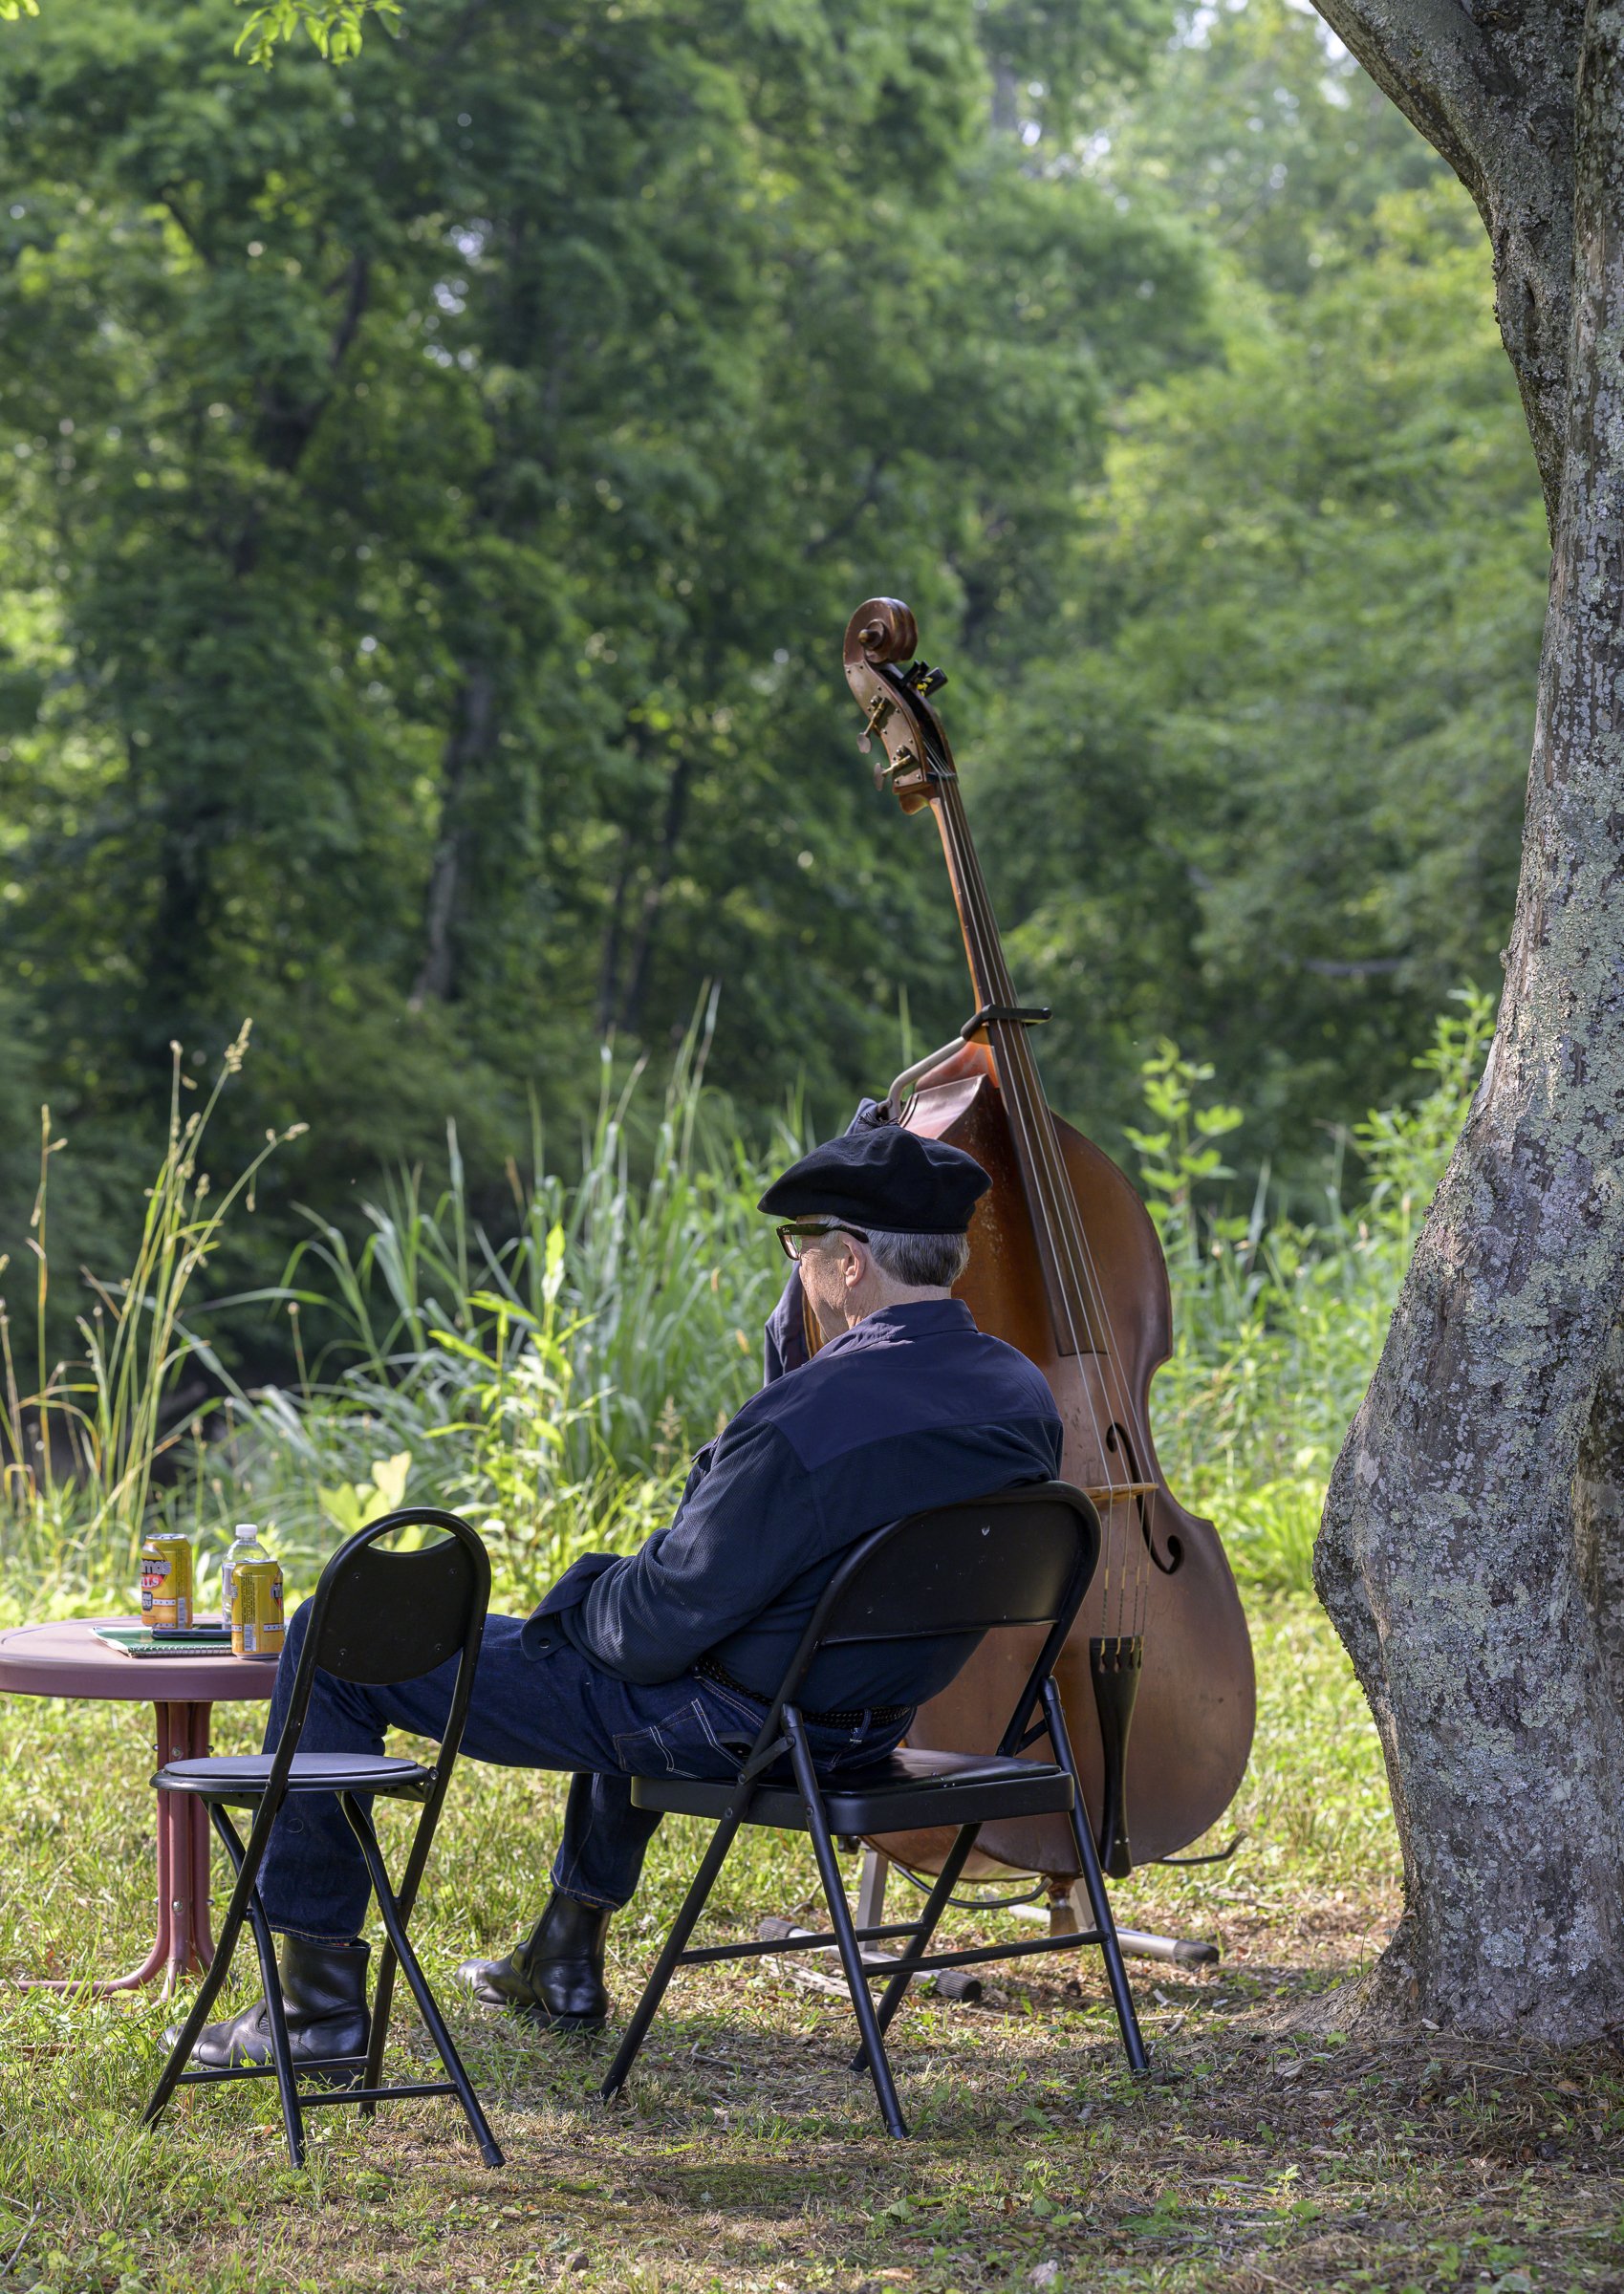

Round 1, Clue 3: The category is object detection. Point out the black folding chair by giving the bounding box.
[141,1505,503,2170]
[600,1481,1147,2137]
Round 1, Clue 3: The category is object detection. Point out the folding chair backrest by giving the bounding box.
[815,1482,1098,1647]
[303,1508,490,1686]
[744,1482,1100,1760]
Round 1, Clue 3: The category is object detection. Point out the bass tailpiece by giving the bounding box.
[1089,1634,1143,1881]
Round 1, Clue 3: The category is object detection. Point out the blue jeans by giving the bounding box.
[255,1604,908,1943]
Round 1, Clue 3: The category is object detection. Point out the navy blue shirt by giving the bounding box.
[524,1297,1063,1710]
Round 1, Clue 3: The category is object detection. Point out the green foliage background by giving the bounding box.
[0,0,1546,1342]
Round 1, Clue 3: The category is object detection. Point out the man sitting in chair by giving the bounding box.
[171,1122,1062,2076]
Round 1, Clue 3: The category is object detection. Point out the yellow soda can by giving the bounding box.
[140,1533,193,1629]
[232,1556,285,1660]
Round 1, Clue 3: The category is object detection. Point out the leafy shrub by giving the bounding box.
[1138,987,1494,1589]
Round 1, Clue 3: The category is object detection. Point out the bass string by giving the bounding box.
[927,740,1158,1647]
[925,755,1137,1638]
[939,788,1137,1643]
[978,874,1157,1645]
[876,648,1156,1606]
[925,768,1106,1415]
[926,768,1104,1391]
[950,806,1157,1641]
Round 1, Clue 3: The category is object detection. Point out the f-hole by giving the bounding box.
[1105,1420,1182,1576]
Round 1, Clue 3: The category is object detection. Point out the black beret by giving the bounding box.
[758,1125,990,1234]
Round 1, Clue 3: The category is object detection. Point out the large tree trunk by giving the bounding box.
[1311,0,1624,2035]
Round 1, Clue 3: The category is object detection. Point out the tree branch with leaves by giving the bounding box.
[0,0,401,62]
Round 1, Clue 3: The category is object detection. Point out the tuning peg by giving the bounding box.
[857,690,895,762]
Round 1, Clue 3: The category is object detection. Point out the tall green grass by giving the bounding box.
[0,1025,304,1603]
[0,993,1491,1610]
[236,999,798,1597]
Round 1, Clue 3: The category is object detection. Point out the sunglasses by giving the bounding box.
[775,1221,870,1263]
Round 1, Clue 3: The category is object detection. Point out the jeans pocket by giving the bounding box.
[822,1725,906,1775]
[691,1697,755,1776]
[612,1720,676,1775]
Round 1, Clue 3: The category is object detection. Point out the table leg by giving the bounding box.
[19,1699,216,1999]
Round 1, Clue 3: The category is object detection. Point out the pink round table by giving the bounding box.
[0,1618,276,1997]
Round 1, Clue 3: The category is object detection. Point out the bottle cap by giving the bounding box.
[233,1523,259,1538]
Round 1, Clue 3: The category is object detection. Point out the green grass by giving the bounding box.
[3,1595,1622,2293]
[10,995,1587,2290]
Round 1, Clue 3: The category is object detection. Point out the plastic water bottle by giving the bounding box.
[221,1523,268,1631]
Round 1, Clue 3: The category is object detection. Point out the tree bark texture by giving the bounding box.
[1574,1319,1624,1704]
[1312,0,1578,530]
[1310,0,1624,2034]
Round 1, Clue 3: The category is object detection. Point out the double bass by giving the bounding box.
[837,598,1254,1886]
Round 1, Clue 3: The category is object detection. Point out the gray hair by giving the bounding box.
[863,1226,972,1289]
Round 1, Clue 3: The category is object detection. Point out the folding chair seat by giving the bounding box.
[141,1507,504,2171]
[634,1744,1076,1833]
[602,1482,1147,2137]
[158,1753,434,1800]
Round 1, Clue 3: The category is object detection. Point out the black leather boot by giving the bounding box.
[164,1936,371,2084]
[455,1891,611,2030]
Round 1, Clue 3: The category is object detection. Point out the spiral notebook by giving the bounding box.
[94,1624,234,1658]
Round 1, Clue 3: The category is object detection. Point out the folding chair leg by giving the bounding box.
[600,1798,750,2102]
[364,1779,444,2116]
[339,1796,504,2169]
[241,1868,307,2167]
[362,1939,399,2117]
[142,1905,243,2119]
[1043,1681,1147,2072]
[787,1719,908,2138]
[853,1818,984,2075]
[141,1802,265,2132]
[214,1802,308,2165]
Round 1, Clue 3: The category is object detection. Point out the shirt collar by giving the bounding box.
[821,1297,976,1353]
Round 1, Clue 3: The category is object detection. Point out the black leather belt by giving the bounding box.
[694,1653,910,1731]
